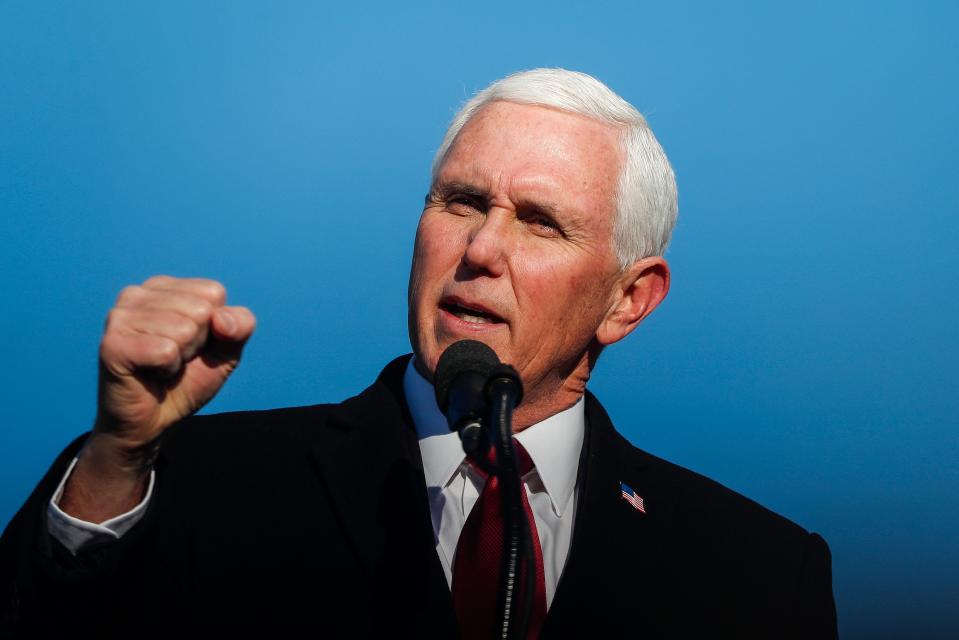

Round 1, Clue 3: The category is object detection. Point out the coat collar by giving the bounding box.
[306,355,459,633]
[306,354,424,577]
[543,390,661,634]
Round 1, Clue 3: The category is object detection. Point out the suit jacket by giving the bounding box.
[0,355,837,638]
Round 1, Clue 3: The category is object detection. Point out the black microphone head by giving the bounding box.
[434,340,500,413]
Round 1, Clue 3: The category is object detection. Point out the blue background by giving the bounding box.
[2,2,956,637]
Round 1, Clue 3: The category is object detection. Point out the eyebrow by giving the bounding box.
[426,181,490,205]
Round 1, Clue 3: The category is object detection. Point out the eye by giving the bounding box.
[521,212,563,238]
[447,195,483,215]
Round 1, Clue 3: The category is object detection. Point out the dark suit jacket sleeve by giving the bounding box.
[0,389,453,639]
[0,433,139,636]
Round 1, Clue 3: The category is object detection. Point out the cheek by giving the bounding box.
[511,252,611,337]
[410,214,468,325]
[513,250,586,304]
[418,215,467,266]
[411,220,447,288]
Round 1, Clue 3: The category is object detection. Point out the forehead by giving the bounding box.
[438,101,623,218]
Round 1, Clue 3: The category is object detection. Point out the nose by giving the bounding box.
[462,209,510,277]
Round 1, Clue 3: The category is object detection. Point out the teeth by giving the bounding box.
[457,311,493,324]
[448,303,497,324]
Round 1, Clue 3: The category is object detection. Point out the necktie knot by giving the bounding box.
[465,440,535,479]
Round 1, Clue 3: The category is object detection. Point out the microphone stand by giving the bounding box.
[487,370,535,640]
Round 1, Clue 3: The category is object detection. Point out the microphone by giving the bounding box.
[434,340,524,458]
[434,339,530,639]
[434,340,499,459]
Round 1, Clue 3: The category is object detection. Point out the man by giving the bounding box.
[0,69,837,638]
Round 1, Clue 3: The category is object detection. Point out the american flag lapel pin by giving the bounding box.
[620,481,646,514]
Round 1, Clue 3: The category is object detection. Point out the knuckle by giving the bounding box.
[142,274,173,288]
[152,338,180,364]
[99,332,122,360]
[169,315,199,343]
[202,280,227,304]
[116,285,144,305]
[191,299,215,322]
[104,307,128,330]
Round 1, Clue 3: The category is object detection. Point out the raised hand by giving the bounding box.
[59,276,256,522]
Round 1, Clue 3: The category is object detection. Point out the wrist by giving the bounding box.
[56,432,154,521]
[84,428,159,478]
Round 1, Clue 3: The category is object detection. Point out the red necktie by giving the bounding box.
[452,442,547,639]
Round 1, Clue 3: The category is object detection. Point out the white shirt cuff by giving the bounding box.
[46,457,156,555]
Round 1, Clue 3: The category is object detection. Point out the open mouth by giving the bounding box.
[440,300,504,325]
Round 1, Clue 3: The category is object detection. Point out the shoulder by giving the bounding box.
[156,356,411,473]
[585,396,836,634]
[160,403,339,459]
[161,355,412,456]
[585,392,826,578]
[627,435,812,543]
[587,392,814,543]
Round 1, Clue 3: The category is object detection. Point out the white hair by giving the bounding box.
[431,68,678,266]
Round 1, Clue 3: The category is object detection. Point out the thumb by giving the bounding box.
[211,306,257,344]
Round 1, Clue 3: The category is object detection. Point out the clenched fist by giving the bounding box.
[60,276,256,522]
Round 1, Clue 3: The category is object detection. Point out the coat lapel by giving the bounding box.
[306,356,457,633]
[306,356,427,575]
[543,391,664,635]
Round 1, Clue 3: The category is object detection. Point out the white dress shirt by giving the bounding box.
[48,359,586,609]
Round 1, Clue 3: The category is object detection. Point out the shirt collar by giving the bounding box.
[403,358,585,517]
[403,358,466,493]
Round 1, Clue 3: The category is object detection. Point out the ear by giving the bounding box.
[595,257,670,346]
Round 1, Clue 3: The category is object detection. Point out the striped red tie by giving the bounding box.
[452,442,547,639]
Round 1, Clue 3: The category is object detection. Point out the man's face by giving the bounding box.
[408,101,625,412]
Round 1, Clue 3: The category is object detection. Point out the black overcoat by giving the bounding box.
[0,356,837,638]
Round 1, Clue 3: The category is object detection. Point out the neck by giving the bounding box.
[410,341,601,433]
[511,346,597,432]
